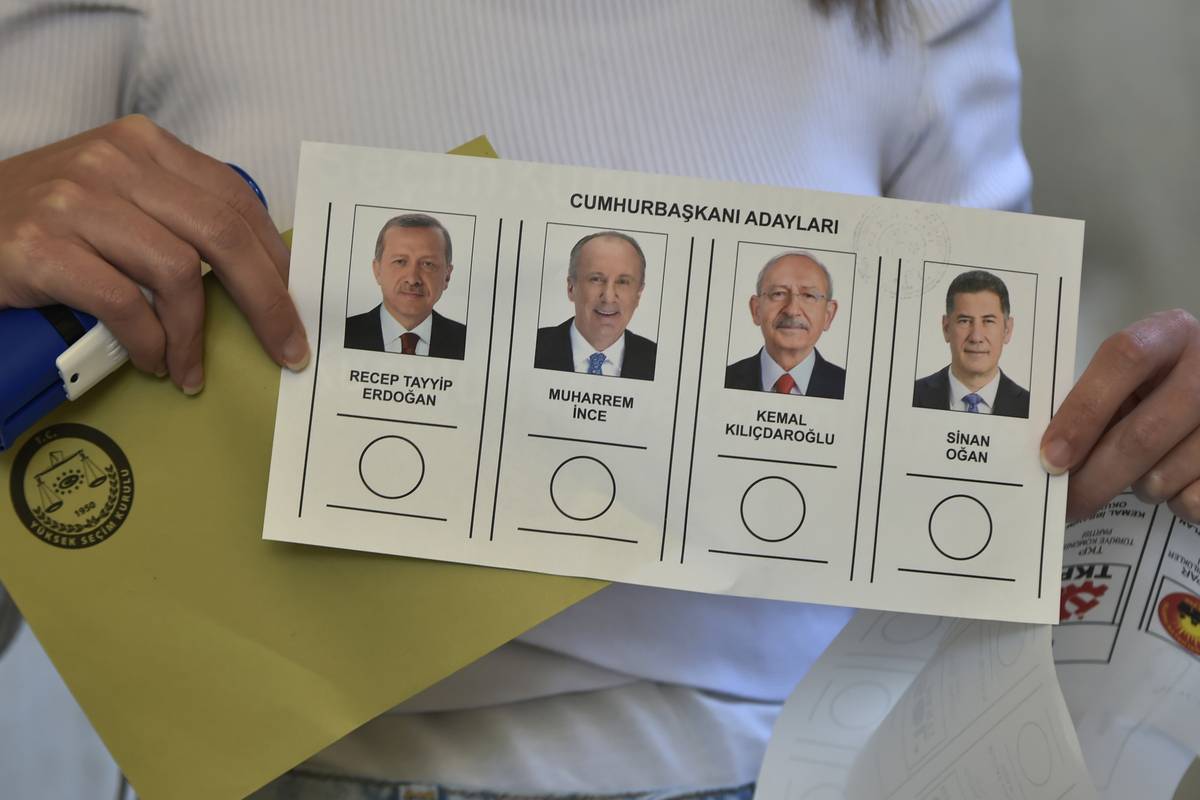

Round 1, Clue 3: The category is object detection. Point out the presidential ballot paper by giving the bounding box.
[264,142,1083,623]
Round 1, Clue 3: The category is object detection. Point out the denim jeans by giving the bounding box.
[250,770,756,800]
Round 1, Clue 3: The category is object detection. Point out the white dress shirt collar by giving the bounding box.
[947,369,1000,413]
[381,306,433,356]
[570,320,625,377]
[759,348,816,394]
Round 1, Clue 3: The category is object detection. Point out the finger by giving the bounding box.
[24,239,167,375]
[1133,425,1200,505]
[13,117,285,282]
[1041,311,1196,475]
[160,145,291,281]
[1065,345,1200,519]
[54,118,305,369]
[105,116,291,281]
[67,191,206,392]
[1167,479,1200,525]
[114,160,308,370]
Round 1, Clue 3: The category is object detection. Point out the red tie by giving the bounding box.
[400,332,419,355]
[772,373,797,394]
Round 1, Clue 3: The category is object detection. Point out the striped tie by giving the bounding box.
[773,373,797,394]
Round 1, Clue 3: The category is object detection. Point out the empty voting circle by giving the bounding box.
[550,456,616,521]
[928,494,992,561]
[740,476,806,543]
[829,681,892,731]
[358,436,425,499]
[881,614,943,645]
[1017,723,1053,785]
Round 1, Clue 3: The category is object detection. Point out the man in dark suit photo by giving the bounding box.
[344,213,466,360]
[534,231,657,380]
[913,269,1029,418]
[725,252,846,398]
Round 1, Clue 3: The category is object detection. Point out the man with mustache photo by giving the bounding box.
[725,251,846,398]
[913,269,1029,417]
[534,230,657,380]
[344,213,467,359]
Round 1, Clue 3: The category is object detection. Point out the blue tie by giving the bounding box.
[964,393,983,413]
[587,352,606,375]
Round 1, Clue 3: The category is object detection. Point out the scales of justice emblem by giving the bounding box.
[34,448,113,522]
[10,423,134,549]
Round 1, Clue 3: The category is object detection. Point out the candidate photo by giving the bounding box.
[725,251,846,398]
[534,230,657,380]
[344,213,467,360]
[913,269,1030,418]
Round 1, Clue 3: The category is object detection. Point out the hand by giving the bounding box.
[1041,309,1200,523]
[0,115,308,394]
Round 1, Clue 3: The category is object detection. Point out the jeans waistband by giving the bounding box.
[250,768,757,800]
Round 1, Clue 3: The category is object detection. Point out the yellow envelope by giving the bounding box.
[0,137,602,800]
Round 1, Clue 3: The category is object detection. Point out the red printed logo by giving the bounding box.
[1157,592,1200,657]
[1060,580,1109,622]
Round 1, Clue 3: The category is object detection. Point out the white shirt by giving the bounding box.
[0,0,1031,791]
[759,348,817,395]
[569,320,625,377]
[379,307,433,356]
[948,369,1001,414]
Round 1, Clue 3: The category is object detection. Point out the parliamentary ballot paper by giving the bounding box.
[264,142,1083,624]
[753,610,1096,800]
[754,501,1200,800]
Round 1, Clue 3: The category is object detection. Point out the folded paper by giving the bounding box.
[0,137,601,800]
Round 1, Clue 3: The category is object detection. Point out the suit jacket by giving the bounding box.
[724,348,846,399]
[533,317,657,381]
[344,306,467,360]
[912,366,1029,419]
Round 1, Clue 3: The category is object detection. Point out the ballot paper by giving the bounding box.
[755,501,1200,800]
[1052,496,1200,796]
[754,609,1095,800]
[265,142,1083,623]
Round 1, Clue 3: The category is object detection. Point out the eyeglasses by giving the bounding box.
[759,287,829,306]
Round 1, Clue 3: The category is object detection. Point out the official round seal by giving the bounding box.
[1157,591,1200,657]
[9,423,134,549]
[853,205,951,300]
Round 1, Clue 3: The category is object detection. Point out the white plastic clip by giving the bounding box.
[55,322,129,401]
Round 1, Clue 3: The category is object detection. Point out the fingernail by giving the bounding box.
[1139,470,1166,502]
[283,331,310,372]
[182,365,205,396]
[1040,439,1071,475]
[154,364,168,378]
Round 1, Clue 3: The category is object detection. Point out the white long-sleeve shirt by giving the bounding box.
[0,0,1031,792]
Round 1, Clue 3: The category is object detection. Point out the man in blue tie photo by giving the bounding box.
[534,230,657,380]
[913,269,1030,418]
